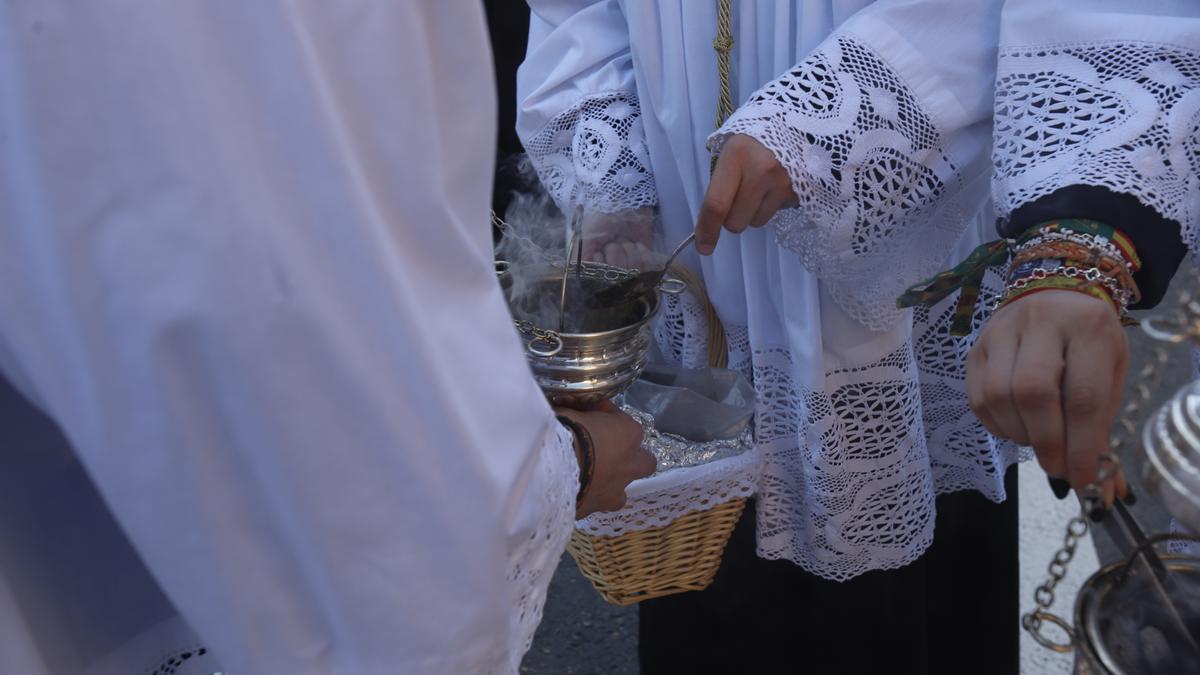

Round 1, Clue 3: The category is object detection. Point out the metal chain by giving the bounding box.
[513,318,559,341]
[512,319,564,357]
[1024,264,1200,651]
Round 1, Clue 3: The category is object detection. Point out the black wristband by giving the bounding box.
[557,415,595,505]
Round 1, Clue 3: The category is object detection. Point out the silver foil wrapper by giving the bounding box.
[623,405,754,473]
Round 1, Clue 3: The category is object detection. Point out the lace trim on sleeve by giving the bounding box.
[709,36,989,331]
[524,91,658,214]
[993,41,1200,251]
[504,421,577,673]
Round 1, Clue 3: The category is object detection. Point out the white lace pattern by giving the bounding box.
[710,36,986,330]
[993,41,1200,250]
[504,422,578,672]
[653,277,1024,581]
[524,91,658,214]
[576,448,760,537]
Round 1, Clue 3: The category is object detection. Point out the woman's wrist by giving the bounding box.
[556,413,595,506]
[1000,219,1141,322]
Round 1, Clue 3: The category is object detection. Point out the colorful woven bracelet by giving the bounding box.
[1010,242,1139,297]
[998,276,1119,315]
[896,219,1141,336]
[1015,219,1141,271]
[1012,232,1134,272]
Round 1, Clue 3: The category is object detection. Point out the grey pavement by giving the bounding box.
[522,554,638,675]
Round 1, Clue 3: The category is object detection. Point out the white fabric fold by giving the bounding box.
[0,2,577,673]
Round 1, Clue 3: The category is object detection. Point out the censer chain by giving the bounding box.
[1024,265,1200,651]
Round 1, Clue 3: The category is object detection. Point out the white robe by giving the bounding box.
[518,0,1200,582]
[0,2,576,674]
[519,0,1016,583]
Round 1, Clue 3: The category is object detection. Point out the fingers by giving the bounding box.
[696,134,795,254]
[621,241,640,268]
[596,493,628,514]
[581,238,605,263]
[603,241,629,268]
[750,186,791,228]
[624,241,658,271]
[979,332,1032,447]
[633,447,657,479]
[723,180,768,236]
[1062,325,1124,492]
[1105,344,1131,503]
[695,152,741,256]
[1010,325,1067,479]
[966,342,1001,435]
[600,411,651,512]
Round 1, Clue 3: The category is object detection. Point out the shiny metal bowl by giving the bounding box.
[499,261,664,406]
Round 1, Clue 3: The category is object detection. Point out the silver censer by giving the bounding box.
[1028,278,1200,675]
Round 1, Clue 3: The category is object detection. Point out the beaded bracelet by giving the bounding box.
[557,415,595,505]
[1012,232,1134,272]
[1006,263,1131,311]
[1009,243,1140,301]
[1006,219,1142,310]
[897,218,1142,336]
[1007,253,1140,307]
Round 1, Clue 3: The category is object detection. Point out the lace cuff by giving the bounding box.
[504,421,577,673]
[710,36,988,330]
[524,91,658,214]
[993,42,1200,253]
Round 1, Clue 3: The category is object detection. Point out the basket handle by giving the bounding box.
[667,261,729,369]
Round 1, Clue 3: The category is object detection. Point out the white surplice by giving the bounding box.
[519,0,1018,583]
[517,0,1200,582]
[0,2,576,674]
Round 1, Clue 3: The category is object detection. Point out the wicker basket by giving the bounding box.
[567,263,748,605]
[566,498,744,605]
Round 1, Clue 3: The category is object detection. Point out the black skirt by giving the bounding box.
[639,466,1019,675]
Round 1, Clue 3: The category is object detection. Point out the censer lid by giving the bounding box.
[1140,379,1200,533]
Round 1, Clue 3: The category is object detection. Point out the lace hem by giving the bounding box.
[709,36,986,330]
[653,272,1024,581]
[993,41,1200,251]
[524,91,658,214]
[504,422,577,672]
